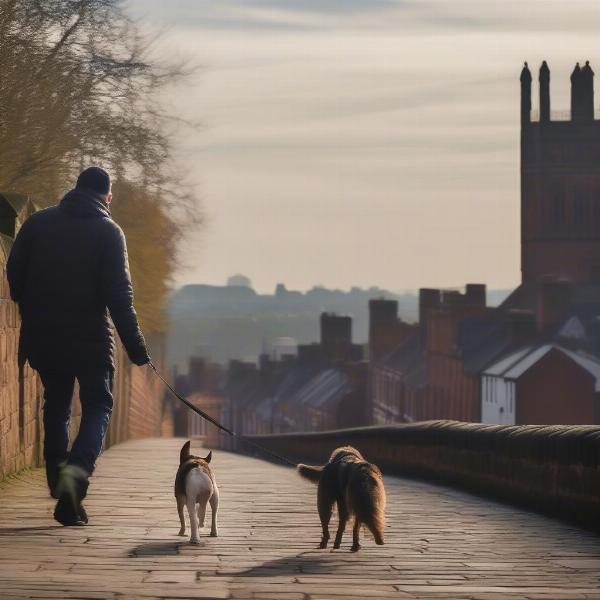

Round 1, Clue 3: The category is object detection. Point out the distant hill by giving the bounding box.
[167,283,511,370]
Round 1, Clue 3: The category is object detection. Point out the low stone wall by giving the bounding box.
[240,420,600,531]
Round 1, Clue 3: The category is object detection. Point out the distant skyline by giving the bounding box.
[127,0,600,294]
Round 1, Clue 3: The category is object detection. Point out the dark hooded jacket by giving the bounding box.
[6,188,149,372]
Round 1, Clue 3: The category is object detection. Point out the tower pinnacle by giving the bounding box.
[520,62,532,125]
[539,61,550,123]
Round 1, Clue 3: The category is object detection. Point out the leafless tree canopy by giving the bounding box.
[0,0,200,333]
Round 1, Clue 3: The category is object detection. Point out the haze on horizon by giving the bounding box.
[127,0,600,294]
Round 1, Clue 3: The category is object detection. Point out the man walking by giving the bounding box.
[7,167,150,526]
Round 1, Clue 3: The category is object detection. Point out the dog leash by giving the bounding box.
[148,361,297,468]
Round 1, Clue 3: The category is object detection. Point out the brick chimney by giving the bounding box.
[368,298,420,361]
[320,313,352,363]
[419,288,442,341]
[421,284,487,354]
[465,283,486,307]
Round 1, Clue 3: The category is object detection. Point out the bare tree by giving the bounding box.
[0,0,200,332]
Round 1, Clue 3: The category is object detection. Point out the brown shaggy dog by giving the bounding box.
[297,446,386,552]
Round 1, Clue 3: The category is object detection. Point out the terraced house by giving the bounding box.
[176,312,368,440]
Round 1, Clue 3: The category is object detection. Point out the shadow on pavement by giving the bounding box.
[128,540,187,557]
[223,552,332,577]
[0,526,62,535]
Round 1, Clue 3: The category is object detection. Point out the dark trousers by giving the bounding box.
[40,368,114,481]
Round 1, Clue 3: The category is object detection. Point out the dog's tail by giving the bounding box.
[350,464,386,545]
[296,464,323,483]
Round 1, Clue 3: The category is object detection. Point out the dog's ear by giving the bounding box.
[180,440,191,463]
[203,450,212,464]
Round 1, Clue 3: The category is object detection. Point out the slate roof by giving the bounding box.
[457,315,515,376]
[293,369,351,410]
[502,282,600,314]
[272,363,320,404]
[482,346,533,376]
[368,282,600,401]
[374,333,428,389]
[483,344,600,391]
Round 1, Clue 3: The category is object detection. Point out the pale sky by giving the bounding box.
[127,0,600,293]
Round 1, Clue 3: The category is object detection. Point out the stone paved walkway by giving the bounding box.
[1,438,600,599]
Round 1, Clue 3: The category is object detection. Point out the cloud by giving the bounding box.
[128,0,600,33]
[125,0,600,292]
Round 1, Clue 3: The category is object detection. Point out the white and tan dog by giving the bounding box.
[174,441,219,544]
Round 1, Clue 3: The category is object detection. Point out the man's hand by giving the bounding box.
[129,346,150,366]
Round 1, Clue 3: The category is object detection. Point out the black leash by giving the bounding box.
[148,362,297,468]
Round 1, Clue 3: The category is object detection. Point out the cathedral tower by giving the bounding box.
[520,60,600,285]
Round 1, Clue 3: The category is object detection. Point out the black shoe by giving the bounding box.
[54,498,86,526]
[53,465,89,527]
[54,501,89,526]
[78,504,89,524]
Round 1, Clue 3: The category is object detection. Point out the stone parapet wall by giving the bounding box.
[240,420,600,531]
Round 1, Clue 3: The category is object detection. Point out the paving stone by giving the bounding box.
[1,438,600,599]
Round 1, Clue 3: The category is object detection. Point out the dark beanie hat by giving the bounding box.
[76,166,111,195]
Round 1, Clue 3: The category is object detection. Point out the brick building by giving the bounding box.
[368,61,600,426]
[482,345,600,425]
[368,286,499,424]
[520,61,600,285]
